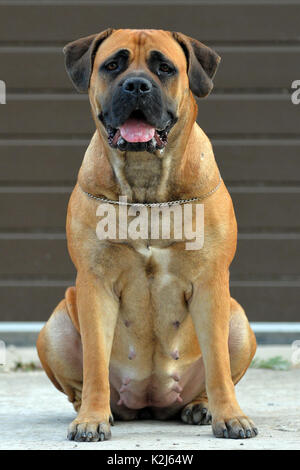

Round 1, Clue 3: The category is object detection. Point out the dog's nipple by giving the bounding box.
[171,372,180,382]
[128,346,136,360]
[171,349,179,360]
[171,384,183,393]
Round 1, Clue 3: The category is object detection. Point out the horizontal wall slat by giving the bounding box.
[1,4,300,43]
[0,95,92,136]
[0,237,75,278]
[0,95,297,136]
[0,236,299,279]
[0,141,84,184]
[0,283,70,322]
[215,140,300,184]
[231,189,300,232]
[1,281,300,322]
[233,236,300,280]
[0,48,70,91]
[1,46,298,91]
[0,189,300,231]
[215,46,300,90]
[197,95,296,136]
[0,191,70,231]
[1,140,300,184]
[230,283,300,322]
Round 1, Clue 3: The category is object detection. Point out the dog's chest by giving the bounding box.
[112,244,196,367]
[130,245,190,319]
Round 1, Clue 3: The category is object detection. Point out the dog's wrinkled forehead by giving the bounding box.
[93,29,187,72]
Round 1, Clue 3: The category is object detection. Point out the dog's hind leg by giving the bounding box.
[37,287,83,412]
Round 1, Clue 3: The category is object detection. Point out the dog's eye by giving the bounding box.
[106,62,118,71]
[159,63,173,74]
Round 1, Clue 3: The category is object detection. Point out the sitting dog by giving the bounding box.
[37,28,257,442]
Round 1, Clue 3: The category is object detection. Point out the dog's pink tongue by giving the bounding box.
[119,119,155,143]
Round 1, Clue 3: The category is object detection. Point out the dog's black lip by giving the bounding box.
[99,110,177,152]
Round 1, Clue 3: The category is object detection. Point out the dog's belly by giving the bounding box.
[109,356,205,412]
[109,245,204,412]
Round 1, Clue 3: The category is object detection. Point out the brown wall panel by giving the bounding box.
[214,46,300,90]
[232,236,300,280]
[215,140,300,184]
[0,141,85,184]
[1,140,300,185]
[0,282,71,322]
[0,95,297,136]
[1,3,300,43]
[230,282,300,323]
[1,282,300,323]
[0,237,75,279]
[0,189,300,232]
[0,1,299,322]
[0,236,299,279]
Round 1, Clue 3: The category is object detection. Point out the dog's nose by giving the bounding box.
[122,77,152,95]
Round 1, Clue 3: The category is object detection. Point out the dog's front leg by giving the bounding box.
[190,271,257,439]
[67,270,119,442]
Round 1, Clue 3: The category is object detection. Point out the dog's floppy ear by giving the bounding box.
[63,28,114,92]
[172,32,220,98]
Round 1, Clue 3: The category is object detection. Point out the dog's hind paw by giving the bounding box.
[181,400,211,425]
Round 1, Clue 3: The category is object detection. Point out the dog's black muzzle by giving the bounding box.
[99,73,177,153]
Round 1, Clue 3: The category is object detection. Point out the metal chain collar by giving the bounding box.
[81,173,222,207]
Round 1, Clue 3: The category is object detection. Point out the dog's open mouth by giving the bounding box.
[106,110,169,153]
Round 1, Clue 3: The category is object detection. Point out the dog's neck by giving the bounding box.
[78,122,219,203]
[119,151,170,202]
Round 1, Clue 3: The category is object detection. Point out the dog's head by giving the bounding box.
[64,29,220,153]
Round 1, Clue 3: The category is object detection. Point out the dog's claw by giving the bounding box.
[67,431,75,441]
[109,414,114,426]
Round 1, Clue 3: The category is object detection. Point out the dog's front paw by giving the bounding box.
[67,413,114,442]
[212,414,258,439]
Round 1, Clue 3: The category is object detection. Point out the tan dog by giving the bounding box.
[37,28,257,442]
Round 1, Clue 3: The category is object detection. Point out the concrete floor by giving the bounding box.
[1,346,300,450]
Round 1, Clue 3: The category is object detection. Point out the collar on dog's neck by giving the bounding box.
[80,173,222,207]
